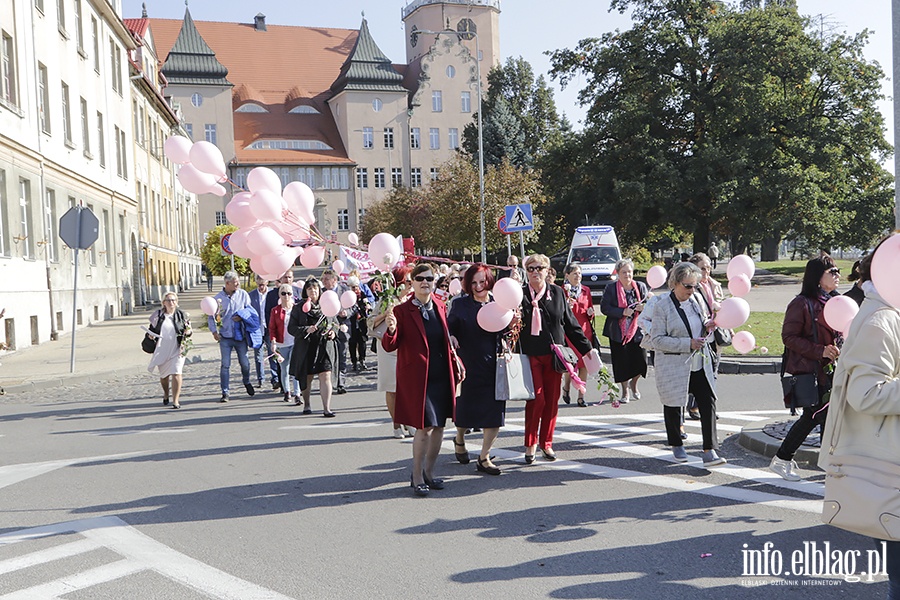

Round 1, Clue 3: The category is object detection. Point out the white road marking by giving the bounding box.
[279,422,382,430]
[89,428,196,436]
[0,539,98,576]
[0,516,296,599]
[0,452,150,491]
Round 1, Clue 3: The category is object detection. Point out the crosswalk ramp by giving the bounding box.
[0,516,293,599]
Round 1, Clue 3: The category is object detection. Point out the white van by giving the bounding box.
[566,226,621,302]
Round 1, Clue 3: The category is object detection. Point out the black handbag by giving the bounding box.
[780,372,819,409]
[142,311,163,354]
[713,327,733,347]
[551,343,578,373]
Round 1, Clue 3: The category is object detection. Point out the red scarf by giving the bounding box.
[617,280,642,344]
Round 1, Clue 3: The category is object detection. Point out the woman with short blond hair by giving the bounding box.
[147,291,191,409]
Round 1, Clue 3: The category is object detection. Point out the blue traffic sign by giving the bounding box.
[504,203,534,232]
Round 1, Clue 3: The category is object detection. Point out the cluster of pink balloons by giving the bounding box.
[164,136,228,197]
[715,255,756,353]
[725,254,755,298]
[476,278,523,332]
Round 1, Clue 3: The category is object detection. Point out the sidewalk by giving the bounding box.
[0,287,220,394]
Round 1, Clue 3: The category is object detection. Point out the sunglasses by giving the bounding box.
[526,266,546,272]
[414,275,435,282]
[681,283,696,290]
[828,268,840,275]
[280,292,292,296]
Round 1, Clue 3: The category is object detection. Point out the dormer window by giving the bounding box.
[235,103,268,113]
[289,105,320,114]
[246,139,333,151]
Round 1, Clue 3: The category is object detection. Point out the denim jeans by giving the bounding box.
[253,338,269,384]
[277,344,300,396]
[219,336,251,394]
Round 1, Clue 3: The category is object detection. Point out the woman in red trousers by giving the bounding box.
[383,263,460,496]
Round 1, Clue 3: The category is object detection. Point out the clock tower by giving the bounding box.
[402,0,501,73]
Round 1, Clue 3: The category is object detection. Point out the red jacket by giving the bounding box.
[782,294,838,388]
[269,304,290,344]
[382,297,457,429]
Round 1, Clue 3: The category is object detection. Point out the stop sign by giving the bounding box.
[59,206,99,249]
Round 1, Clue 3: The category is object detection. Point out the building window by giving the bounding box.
[374,168,385,189]
[109,39,122,94]
[215,211,227,226]
[362,126,373,149]
[35,0,44,12]
[431,90,442,112]
[119,128,127,178]
[461,91,471,113]
[191,93,203,107]
[448,128,459,150]
[321,168,331,190]
[383,127,394,149]
[184,123,192,139]
[358,208,366,227]
[91,17,99,72]
[86,204,97,264]
[119,214,127,268]
[102,209,111,266]
[410,127,420,150]
[429,128,439,150]
[446,65,456,79]
[74,0,83,50]
[43,189,58,262]
[372,98,382,112]
[204,124,216,145]
[391,168,402,188]
[280,168,290,187]
[114,125,123,177]
[411,168,422,188]
[61,82,72,143]
[80,98,89,155]
[337,209,349,231]
[0,169,8,256]
[18,178,34,259]
[430,167,439,181]
[234,168,246,189]
[57,0,66,31]
[1,31,18,107]
[97,111,105,167]
[356,167,368,189]
[38,64,50,133]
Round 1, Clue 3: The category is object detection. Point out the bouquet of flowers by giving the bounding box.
[371,270,406,315]
[214,299,224,330]
[180,318,194,357]
[596,363,621,408]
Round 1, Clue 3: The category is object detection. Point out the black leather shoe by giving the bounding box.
[162,397,169,406]
[562,391,571,404]
[524,454,535,464]
[423,472,445,490]
[245,383,256,397]
[541,447,557,461]
[410,476,429,497]
[476,457,501,476]
[453,439,470,464]
[335,386,347,395]
[220,394,229,403]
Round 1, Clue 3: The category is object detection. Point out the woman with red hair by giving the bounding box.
[448,264,505,475]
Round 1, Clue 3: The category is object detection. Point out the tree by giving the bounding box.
[463,57,563,169]
[545,0,892,255]
[200,224,251,276]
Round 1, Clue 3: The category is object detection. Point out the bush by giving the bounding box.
[622,245,653,272]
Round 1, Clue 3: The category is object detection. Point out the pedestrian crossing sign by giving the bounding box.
[504,203,534,232]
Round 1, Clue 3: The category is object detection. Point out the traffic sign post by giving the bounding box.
[221,233,235,270]
[59,205,99,373]
[503,203,534,232]
[498,216,512,258]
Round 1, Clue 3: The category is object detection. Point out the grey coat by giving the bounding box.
[650,292,717,407]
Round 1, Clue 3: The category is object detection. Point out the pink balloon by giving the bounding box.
[823,295,859,333]
[340,290,357,309]
[302,299,311,313]
[368,233,402,269]
[283,181,315,224]
[646,265,667,289]
[163,136,192,164]
[209,183,227,197]
[732,330,756,354]
[247,167,282,195]
[225,196,260,229]
[332,260,345,275]
[715,297,750,329]
[348,233,359,246]
[227,229,253,259]
[189,140,226,179]
[583,349,602,376]
[260,249,298,277]
[246,226,284,256]
[493,277,523,310]
[449,279,462,296]
[872,234,900,310]
[319,289,341,318]
[300,245,325,269]
[476,302,513,332]
[726,255,755,280]
[177,164,217,195]
[200,296,218,316]
[727,273,751,298]
[250,189,284,223]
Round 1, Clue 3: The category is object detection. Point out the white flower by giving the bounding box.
[382,253,394,266]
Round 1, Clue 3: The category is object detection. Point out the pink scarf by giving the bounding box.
[617,280,642,344]
[528,284,548,336]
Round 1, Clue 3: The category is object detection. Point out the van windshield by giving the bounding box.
[571,247,620,264]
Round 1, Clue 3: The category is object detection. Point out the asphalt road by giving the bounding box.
[0,365,887,599]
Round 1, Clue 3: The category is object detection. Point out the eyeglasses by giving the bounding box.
[438,284,450,289]
[280,292,292,296]
[681,282,696,290]
[526,266,546,272]
[828,268,840,275]
[163,298,176,303]
[471,280,487,288]
[414,276,435,282]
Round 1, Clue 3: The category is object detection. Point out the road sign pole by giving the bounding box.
[230,253,234,271]
[507,232,512,259]
[69,208,81,374]
[519,231,525,262]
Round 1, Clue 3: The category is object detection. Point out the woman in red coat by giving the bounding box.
[383,263,458,497]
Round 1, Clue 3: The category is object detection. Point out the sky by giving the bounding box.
[125,0,894,158]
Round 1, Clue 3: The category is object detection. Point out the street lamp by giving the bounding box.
[417,28,487,263]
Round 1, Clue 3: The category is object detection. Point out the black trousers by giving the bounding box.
[776,403,828,461]
[349,329,367,364]
[665,369,718,450]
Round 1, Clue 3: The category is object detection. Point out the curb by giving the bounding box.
[718,359,780,375]
[738,417,820,468]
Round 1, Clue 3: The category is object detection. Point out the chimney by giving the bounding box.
[254,13,267,31]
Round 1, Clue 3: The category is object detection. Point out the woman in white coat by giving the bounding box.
[147,291,191,409]
[650,262,725,466]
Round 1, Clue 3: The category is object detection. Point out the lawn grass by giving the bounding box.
[755,258,855,278]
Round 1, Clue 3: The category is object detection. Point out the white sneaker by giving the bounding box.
[393,427,405,439]
[672,446,688,462]
[619,395,630,404]
[770,456,801,481]
[404,425,416,437]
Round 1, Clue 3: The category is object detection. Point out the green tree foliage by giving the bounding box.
[360,155,547,258]
[545,0,892,255]
[200,224,251,276]
[463,57,563,169]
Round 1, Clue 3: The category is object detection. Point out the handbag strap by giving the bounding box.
[670,292,695,338]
